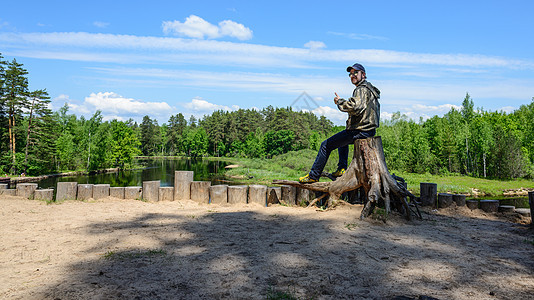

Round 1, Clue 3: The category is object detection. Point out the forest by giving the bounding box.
[1,54,533,180]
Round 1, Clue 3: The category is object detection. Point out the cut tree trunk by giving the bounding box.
[273,136,419,220]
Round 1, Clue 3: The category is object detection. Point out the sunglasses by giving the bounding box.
[348,71,360,77]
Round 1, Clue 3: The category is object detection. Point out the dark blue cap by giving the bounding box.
[347,63,365,73]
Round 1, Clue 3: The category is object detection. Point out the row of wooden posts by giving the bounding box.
[420,182,534,219]
[0,171,315,206]
[1,175,532,219]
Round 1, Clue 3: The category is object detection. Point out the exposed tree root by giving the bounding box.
[273,136,421,220]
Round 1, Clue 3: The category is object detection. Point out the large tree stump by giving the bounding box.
[273,136,419,220]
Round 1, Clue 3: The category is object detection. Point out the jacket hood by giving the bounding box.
[361,81,380,99]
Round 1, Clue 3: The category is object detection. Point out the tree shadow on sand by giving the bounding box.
[39,208,534,299]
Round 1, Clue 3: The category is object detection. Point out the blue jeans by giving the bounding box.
[309,129,375,180]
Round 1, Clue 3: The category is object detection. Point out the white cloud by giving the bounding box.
[102,115,124,121]
[67,102,91,114]
[90,67,345,96]
[498,106,516,113]
[218,20,253,40]
[2,31,532,70]
[93,21,109,28]
[379,103,463,123]
[310,106,346,123]
[183,97,239,113]
[381,111,394,120]
[85,92,172,115]
[163,15,219,39]
[0,19,9,29]
[304,41,326,50]
[162,15,252,40]
[51,94,90,113]
[51,92,174,122]
[328,31,388,41]
[411,103,462,113]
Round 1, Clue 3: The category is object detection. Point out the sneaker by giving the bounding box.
[299,173,318,183]
[332,168,346,177]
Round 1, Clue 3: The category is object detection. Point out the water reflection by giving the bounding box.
[37,158,230,189]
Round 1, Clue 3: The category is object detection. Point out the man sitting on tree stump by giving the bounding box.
[299,63,381,183]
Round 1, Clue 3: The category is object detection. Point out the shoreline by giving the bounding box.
[4,168,120,186]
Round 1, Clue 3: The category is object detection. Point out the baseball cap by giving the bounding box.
[346,63,366,73]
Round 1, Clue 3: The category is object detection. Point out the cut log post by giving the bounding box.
[93,184,110,200]
[190,181,211,204]
[56,182,78,201]
[466,199,478,210]
[0,189,17,196]
[453,194,466,206]
[281,185,297,206]
[498,205,515,213]
[529,191,534,226]
[296,187,312,206]
[209,185,228,204]
[142,181,160,202]
[248,185,267,206]
[267,186,281,205]
[228,185,248,205]
[159,187,174,201]
[77,184,94,200]
[16,183,38,199]
[124,186,142,200]
[110,187,125,199]
[273,136,419,220]
[174,171,194,200]
[480,200,499,213]
[515,208,531,217]
[420,183,437,207]
[0,183,8,189]
[437,193,454,209]
[34,189,53,201]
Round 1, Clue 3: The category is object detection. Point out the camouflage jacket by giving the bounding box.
[336,80,380,131]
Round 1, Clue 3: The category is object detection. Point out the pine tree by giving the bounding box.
[23,89,55,174]
[2,59,29,174]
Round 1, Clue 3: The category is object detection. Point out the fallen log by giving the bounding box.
[273,136,420,220]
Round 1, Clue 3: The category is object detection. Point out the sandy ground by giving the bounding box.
[1,196,533,300]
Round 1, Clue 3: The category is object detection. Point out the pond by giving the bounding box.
[36,158,232,189]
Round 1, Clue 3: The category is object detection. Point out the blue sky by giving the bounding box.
[1,0,533,125]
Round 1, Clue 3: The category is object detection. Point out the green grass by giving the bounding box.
[218,149,533,198]
[391,170,533,197]
[222,149,340,185]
